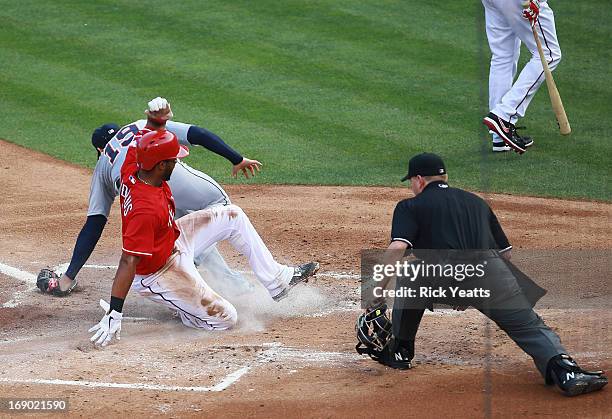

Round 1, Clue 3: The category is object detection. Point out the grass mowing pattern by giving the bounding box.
[0,1,610,200]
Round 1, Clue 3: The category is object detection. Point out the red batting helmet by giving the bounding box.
[136,130,189,170]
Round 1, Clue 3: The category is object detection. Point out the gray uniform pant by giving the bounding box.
[169,160,230,216]
[393,294,566,378]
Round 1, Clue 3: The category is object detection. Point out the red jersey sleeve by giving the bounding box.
[122,212,155,258]
[121,144,139,181]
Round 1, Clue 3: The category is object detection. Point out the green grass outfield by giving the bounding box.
[0,1,610,200]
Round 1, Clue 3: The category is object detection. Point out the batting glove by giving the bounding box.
[89,299,123,347]
[145,97,173,121]
[522,0,540,26]
[147,97,169,112]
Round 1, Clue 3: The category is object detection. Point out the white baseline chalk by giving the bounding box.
[53,263,117,275]
[0,262,37,308]
[0,344,359,392]
[0,346,284,392]
[0,372,250,393]
[0,262,37,284]
[0,261,155,320]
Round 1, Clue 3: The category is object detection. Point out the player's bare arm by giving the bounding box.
[88,252,139,347]
[111,252,140,300]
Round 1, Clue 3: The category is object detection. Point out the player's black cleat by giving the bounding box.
[272,262,320,301]
[483,112,526,154]
[547,354,608,397]
[290,262,320,285]
[512,126,534,148]
[376,342,413,370]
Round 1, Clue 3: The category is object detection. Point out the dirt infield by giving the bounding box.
[0,139,610,418]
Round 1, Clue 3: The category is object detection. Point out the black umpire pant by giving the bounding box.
[392,258,566,379]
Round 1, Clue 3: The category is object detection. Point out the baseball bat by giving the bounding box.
[531,24,571,135]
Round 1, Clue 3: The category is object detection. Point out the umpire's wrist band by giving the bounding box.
[110,296,125,313]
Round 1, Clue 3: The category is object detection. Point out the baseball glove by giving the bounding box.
[36,268,76,297]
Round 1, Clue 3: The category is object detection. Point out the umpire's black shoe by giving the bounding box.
[483,112,526,154]
[377,341,413,370]
[547,354,608,397]
[272,262,320,301]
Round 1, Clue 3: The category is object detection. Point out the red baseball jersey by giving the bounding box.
[119,144,180,275]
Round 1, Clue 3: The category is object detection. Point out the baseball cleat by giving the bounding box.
[548,355,608,397]
[483,112,526,154]
[512,126,534,148]
[272,262,320,301]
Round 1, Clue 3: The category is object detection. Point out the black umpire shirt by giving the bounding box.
[391,181,511,252]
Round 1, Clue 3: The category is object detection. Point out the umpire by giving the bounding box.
[373,152,607,396]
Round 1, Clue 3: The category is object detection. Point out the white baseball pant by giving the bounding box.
[131,205,293,330]
[482,0,562,125]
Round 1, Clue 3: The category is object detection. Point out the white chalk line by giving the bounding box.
[0,343,358,392]
[0,262,38,308]
[0,368,251,393]
[0,261,155,322]
[258,344,361,364]
[0,347,270,393]
[0,262,37,284]
[53,263,117,274]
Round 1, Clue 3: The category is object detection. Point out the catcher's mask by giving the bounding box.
[355,303,392,359]
[92,123,120,157]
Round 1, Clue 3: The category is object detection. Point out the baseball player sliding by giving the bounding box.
[482,0,562,153]
[38,97,263,296]
[89,129,319,346]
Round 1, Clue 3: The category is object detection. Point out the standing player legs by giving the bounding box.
[483,0,522,146]
[176,205,294,299]
[132,251,238,330]
[483,0,522,113]
[490,0,562,122]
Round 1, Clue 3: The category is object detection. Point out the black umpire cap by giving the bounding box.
[401,152,446,182]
